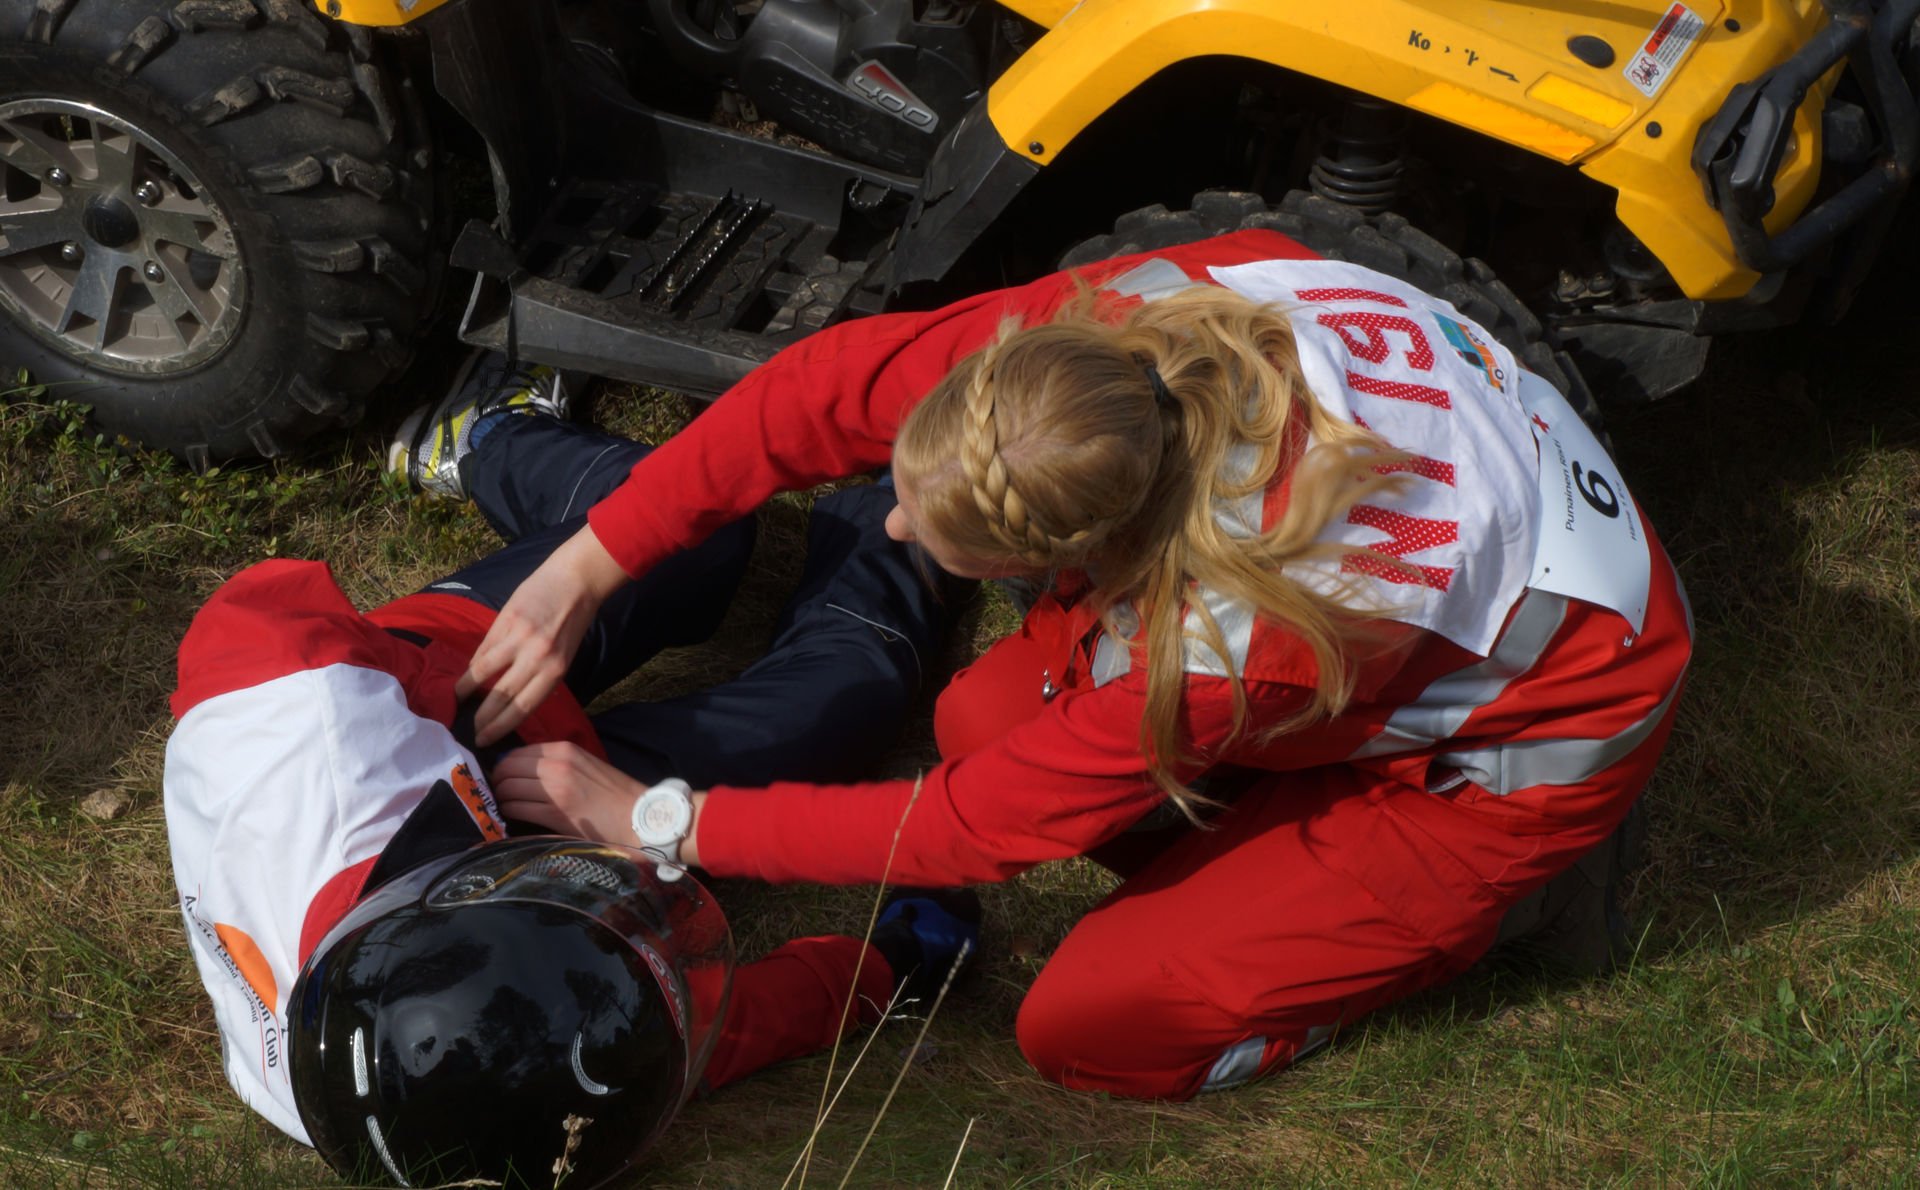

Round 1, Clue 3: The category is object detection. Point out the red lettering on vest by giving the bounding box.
[1343,505,1457,591]
[1377,454,1458,486]
[1318,312,1436,370]
[1347,370,1451,409]
[1351,414,1456,486]
[1296,286,1408,308]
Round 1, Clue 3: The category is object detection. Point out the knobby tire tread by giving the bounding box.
[3,0,435,460]
[1061,189,1605,433]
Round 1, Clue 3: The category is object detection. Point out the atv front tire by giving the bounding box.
[0,0,434,463]
[1061,190,1603,430]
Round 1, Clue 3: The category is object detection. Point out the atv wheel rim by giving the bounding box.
[0,98,245,375]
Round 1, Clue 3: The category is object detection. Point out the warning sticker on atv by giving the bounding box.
[1624,3,1704,97]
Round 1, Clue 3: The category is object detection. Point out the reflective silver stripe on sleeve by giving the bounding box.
[1674,562,1695,640]
[1093,602,1140,687]
[1348,588,1568,762]
[1436,669,1684,794]
[1214,439,1264,537]
[1200,1036,1267,1092]
[1092,631,1131,687]
[1182,582,1259,680]
[1199,1025,1336,1092]
[1180,435,1265,679]
[1100,257,1207,301]
[1443,556,1697,790]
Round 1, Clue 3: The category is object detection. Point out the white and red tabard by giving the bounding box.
[1206,258,1648,653]
[1194,259,1542,662]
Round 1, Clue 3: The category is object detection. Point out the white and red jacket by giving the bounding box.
[162,563,601,1143]
[577,230,1692,888]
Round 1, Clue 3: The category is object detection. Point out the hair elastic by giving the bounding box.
[1140,360,1176,412]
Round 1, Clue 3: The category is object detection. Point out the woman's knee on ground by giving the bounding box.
[1015,970,1335,1099]
[1015,953,1235,1099]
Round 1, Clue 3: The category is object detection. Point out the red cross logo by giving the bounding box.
[1531,413,1551,434]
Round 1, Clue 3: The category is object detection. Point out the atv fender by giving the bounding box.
[983,0,1830,299]
[318,0,457,27]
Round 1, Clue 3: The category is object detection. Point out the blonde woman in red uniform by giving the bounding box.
[475,228,1693,1099]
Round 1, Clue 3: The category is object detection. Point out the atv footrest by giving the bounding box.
[455,180,884,396]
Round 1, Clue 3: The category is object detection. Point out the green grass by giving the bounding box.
[4,252,1920,1188]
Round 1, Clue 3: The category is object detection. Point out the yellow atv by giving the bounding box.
[3,0,1914,459]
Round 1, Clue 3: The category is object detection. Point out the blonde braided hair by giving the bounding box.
[958,332,1110,566]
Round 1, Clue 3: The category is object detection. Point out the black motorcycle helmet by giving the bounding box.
[288,837,733,1188]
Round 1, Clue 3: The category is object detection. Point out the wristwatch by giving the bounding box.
[630,778,694,883]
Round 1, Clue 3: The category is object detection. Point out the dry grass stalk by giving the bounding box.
[784,772,927,1190]
[780,977,906,1188]
[834,936,974,1189]
[941,1116,978,1190]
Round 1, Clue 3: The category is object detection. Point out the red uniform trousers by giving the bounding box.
[934,601,1681,1101]
[701,935,894,1091]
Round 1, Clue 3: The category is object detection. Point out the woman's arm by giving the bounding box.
[489,739,665,838]
[492,670,1310,887]
[461,286,1066,746]
[582,284,1058,579]
[691,671,1275,886]
[467,232,1322,753]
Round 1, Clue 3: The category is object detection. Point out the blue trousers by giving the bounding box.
[427,414,955,789]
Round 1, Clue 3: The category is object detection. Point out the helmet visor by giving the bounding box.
[311,836,734,1095]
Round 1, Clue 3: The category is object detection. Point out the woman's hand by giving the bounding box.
[459,524,631,746]
[491,742,710,865]
[490,741,646,843]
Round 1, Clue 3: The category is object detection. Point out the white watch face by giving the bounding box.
[637,788,690,843]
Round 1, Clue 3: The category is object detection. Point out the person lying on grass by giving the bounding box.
[466,228,1694,1100]
[162,354,978,1188]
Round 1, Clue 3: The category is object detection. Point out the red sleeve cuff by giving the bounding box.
[695,780,920,885]
[587,483,685,580]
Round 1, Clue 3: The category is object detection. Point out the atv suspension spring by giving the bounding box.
[1309,97,1407,215]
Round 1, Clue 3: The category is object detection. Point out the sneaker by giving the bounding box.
[868,887,982,1008]
[387,351,569,499]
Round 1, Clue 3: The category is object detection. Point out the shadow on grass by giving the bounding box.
[1609,221,1920,956]
[0,507,198,800]
[1367,199,1920,1063]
